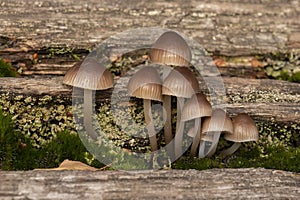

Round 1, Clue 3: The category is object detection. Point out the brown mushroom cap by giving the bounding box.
[162,66,199,98]
[201,109,233,134]
[150,31,192,67]
[224,113,259,142]
[127,66,162,101]
[181,93,212,121]
[63,57,114,90]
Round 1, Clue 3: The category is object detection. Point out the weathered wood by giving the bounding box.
[1,0,299,55]
[0,168,299,199]
[0,76,299,123]
[0,0,300,77]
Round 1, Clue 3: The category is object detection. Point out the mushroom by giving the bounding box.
[150,31,191,67]
[149,31,192,148]
[163,66,199,158]
[63,57,114,140]
[219,113,259,158]
[181,93,212,157]
[198,108,233,158]
[127,66,162,151]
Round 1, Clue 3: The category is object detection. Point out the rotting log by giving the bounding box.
[0,168,299,199]
[0,76,299,123]
[0,0,300,77]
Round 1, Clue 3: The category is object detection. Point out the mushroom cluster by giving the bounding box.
[146,31,259,158]
[63,30,259,160]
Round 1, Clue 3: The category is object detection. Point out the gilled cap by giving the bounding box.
[201,109,233,134]
[150,31,192,67]
[224,113,259,142]
[181,93,212,121]
[63,57,114,90]
[127,66,162,101]
[162,66,199,98]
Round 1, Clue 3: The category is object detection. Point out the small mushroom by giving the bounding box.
[63,57,114,140]
[163,66,199,158]
[149,31,192,148]
[198,109,233,158]
[127,66,162,151]
[181,93,212,157]
[219,113,259,158]
[150,31,191,67]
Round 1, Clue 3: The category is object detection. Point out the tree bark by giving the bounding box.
[0,168,299,200]
[0,0,299,77]
[0,76,299,123]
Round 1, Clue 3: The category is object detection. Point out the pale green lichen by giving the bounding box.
[0,92,299,156]
[227,88,300,104]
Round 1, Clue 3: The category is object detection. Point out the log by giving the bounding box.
[0,168,299,199]
[0,76,299,123]
[1,0,299,54]
[0,0,300,77]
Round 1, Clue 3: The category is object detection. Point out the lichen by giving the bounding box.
[263,51,300,83]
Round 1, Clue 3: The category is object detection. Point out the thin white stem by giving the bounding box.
[83,89,98,140]
[198,140,206,158]
[219,142,242,158]
[206,132,221,157]
[144,99,158,151]
[174,97,185,158]
[163,95,174,158]
[163,95,172,144]
[190,118,201,157]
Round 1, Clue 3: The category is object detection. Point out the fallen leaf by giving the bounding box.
[250,58,264,68]
[214,58,226,67]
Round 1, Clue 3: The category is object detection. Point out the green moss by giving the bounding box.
[263,51,300,83]
[0,59,17,77]
[290,71,300,83]
[172,145,300,173]
[0,109,105,170]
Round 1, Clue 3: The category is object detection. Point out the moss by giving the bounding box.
[0,59,17,77]
[172,145,300,173]
[1,92,299,171]
[290,71,300,83]
[0,110,105,170]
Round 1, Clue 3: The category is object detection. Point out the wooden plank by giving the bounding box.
[1,0,299,55]
[0,168,299,199]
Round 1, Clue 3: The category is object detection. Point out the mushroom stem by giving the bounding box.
[219,142,242,158]
[190,118,201,157]
[83,89,98,140]
[198,140,206,158]
[174,97,185,158]
[206,132,221,157]
[144,99,158,151]
[198,132,221,158]
[163,95,173,144]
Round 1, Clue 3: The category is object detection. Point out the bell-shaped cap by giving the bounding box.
[181,93,212,121]
[201,109,233,135]
[224,113,259,142]
[150,31,192,67]
[63,57,114,90]
[162,67,199,98]
[127,66,162,101]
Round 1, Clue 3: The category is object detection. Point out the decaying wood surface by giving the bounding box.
[1,0,299,54]
[0,75,299,123]
[0,0,299,76]
[0,168,299,199]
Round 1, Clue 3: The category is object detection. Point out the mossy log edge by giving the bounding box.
[0,76,299,123]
